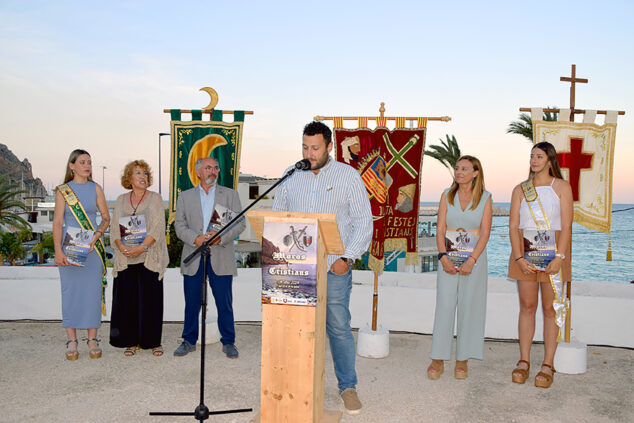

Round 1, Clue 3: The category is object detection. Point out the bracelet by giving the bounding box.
[514,256,523,262]
[468,255,477,263]
[95,230,103,236]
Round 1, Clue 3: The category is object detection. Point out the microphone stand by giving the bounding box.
[149,160,308,421]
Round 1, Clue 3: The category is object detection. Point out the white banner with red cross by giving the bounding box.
[532,108,618,233]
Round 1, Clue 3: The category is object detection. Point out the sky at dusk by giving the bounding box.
[1,0,632,203]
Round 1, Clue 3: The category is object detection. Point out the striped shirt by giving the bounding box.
[272,157,373,268]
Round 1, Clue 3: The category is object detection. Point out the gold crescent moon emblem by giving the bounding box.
[187,134,228,185]
[200,87,219,111]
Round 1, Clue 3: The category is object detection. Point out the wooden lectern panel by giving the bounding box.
[247,210,342,423]
[260,304,317,421]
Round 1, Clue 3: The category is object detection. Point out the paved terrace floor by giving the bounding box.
[0,321,632,423]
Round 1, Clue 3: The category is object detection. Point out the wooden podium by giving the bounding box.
[247,210,344,423]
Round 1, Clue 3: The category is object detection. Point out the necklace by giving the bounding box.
[129,190,147,216]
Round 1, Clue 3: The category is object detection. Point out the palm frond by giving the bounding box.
[0,174,31,229]
[424,134,463,179]
[507,106,559,142]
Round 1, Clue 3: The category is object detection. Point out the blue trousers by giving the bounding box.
[181,257,235,345]
[326,269,357,393]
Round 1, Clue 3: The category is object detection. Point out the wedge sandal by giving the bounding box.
[427,360,444,380]
[65,339,79,361]
[455,360,468,379]
[535,363,556,388]
[512,359,530,384]
[86,338,102,359]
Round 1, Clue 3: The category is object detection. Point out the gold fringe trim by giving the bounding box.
[405,252,418,266]
[384,238,408,254]
[368,255,384,275]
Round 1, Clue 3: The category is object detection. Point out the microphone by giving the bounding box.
[294,159,311,170]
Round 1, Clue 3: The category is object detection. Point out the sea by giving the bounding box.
[421,203,634,284]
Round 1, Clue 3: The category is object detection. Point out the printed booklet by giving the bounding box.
[207,204,237,233]
[119,215,147,247]
[445,230,475,268]
[62,227,94,266]
[523,229,556,271]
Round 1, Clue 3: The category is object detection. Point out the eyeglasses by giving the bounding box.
[203,166,220,172]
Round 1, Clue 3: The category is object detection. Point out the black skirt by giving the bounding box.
[109,263,164,349]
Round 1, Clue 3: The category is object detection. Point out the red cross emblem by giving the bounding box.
[557,137,593,202]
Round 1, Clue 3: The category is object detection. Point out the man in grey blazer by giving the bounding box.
[173,157,245,358]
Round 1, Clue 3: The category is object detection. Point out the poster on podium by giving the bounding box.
[261,221,318,306]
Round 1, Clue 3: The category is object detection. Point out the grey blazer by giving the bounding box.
[174,185,245,276]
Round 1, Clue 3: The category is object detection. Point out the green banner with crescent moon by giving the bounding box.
[168,112,244,225]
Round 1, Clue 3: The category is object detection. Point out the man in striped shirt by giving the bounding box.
[272,121,372,415]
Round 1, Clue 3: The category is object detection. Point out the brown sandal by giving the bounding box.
[535,363,556,388]
[152,346,164,357]
[512,360,530,384]
[427,360,444,380]
[455,360,468,379]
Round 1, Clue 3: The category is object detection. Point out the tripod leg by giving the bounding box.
[200,248,209,409]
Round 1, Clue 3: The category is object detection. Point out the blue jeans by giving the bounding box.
[326,269,357,393]
[181,257,235,345]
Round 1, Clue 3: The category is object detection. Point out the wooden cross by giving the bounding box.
[560,64,588,120]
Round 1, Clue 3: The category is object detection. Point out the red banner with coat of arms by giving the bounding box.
[335,127,426,274]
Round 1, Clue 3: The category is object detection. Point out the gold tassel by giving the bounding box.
[606,238,612,261]
[166,232,170,245]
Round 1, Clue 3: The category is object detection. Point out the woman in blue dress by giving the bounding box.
[427,155,492,380]
[53,149,110,360]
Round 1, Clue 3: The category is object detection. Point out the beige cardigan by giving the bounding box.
[110,191,169,280]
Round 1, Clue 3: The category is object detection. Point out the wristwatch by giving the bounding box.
[438,252,447,260]
[340,257,353,266]
[142,244,149,252]
[555,253,565,260]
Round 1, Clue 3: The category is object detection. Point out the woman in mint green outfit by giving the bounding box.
[427,155,492,380]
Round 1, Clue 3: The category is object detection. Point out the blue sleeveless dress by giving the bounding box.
[58,181,103,329]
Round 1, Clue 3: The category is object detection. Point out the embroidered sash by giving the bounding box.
[58,183,108,315]
[520,180,569,331]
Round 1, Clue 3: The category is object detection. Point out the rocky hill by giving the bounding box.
[0,143,47,199]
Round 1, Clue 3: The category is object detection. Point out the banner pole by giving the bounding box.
[565,238,572,343]
[565,282,571,343]
[371,271,379,331]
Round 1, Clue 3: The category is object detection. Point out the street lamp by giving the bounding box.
[158,132,170,196]
[101,166,107,198]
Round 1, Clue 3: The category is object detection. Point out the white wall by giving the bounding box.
[0,266,632,348]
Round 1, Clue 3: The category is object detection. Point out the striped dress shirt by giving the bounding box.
[272,157,373,268]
